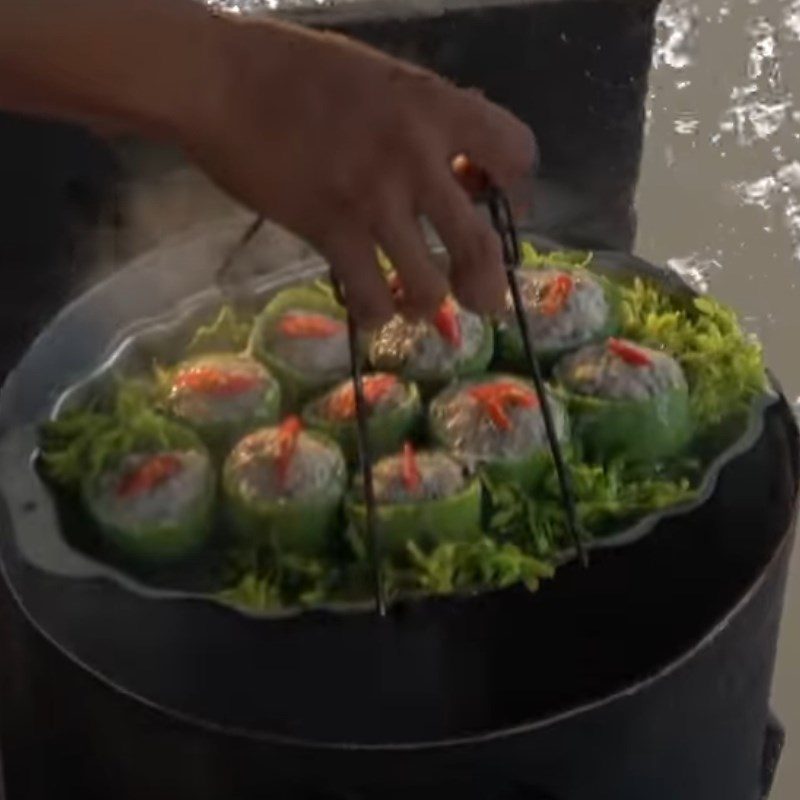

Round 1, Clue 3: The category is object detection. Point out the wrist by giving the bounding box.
[120,2,227,143]
[0,0,226,144]
[177,13,302,151]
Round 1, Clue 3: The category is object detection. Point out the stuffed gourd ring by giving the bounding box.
[302,373,421,464]
[429,374,569,490]
[251,285,354,407]
[554,337,691,463]
[368,295,493,391]
[83,445,215,564]
[163,353,280,449]
[497,268,619,368]
[347,444,482,557]
[223,417,347,555]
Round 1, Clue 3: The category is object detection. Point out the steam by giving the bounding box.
[88,139,314,295]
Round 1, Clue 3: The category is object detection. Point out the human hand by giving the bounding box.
[185,16,536,327]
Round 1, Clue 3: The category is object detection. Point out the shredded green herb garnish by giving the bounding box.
[218,556,328,610]
[482,457,697,558]
[186,305,252,356]
[39,379,200,489]
[618,279,766,429]
[404,537,554,594]
[217,538,368,610]
[520,244,767,432]
[520,241,593,270]
[218,536,554,610]
[218,573,283,611]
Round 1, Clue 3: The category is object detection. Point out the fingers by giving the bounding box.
[446,88,537,189]
[322,164,509,326]
[306,72,535,327]
[373,200,448,320]
[452,153,533,220]
[321,229,394,330]
[420,166,507,315]
[452,153,491,199]
[320,136,520,325]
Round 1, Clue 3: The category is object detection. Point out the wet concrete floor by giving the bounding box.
[637,2,799,797]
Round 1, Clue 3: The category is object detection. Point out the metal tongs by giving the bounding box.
[485,188,586,568]
[217,192,586,617]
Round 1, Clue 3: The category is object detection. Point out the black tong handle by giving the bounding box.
[486,189,586,567]
[329,278,387,616]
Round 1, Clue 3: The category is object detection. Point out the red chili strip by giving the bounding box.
[468,381,539,431]
[173,366,261,397]
[608,338,653,367]
[327,374,399,420]
[433,297,462,348]
[539,273,574,316]
[276,415,303,488]
[484,398,512,431]
[402,441,422,492]
[117,454,183,498]
[278,313,345,338]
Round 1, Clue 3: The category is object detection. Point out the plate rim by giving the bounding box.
[0,229,780,620]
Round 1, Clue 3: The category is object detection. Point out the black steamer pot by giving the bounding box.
[0,223,797,800]
[0,1,797,799]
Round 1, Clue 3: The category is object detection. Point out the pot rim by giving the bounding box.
[0,218,796,750]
